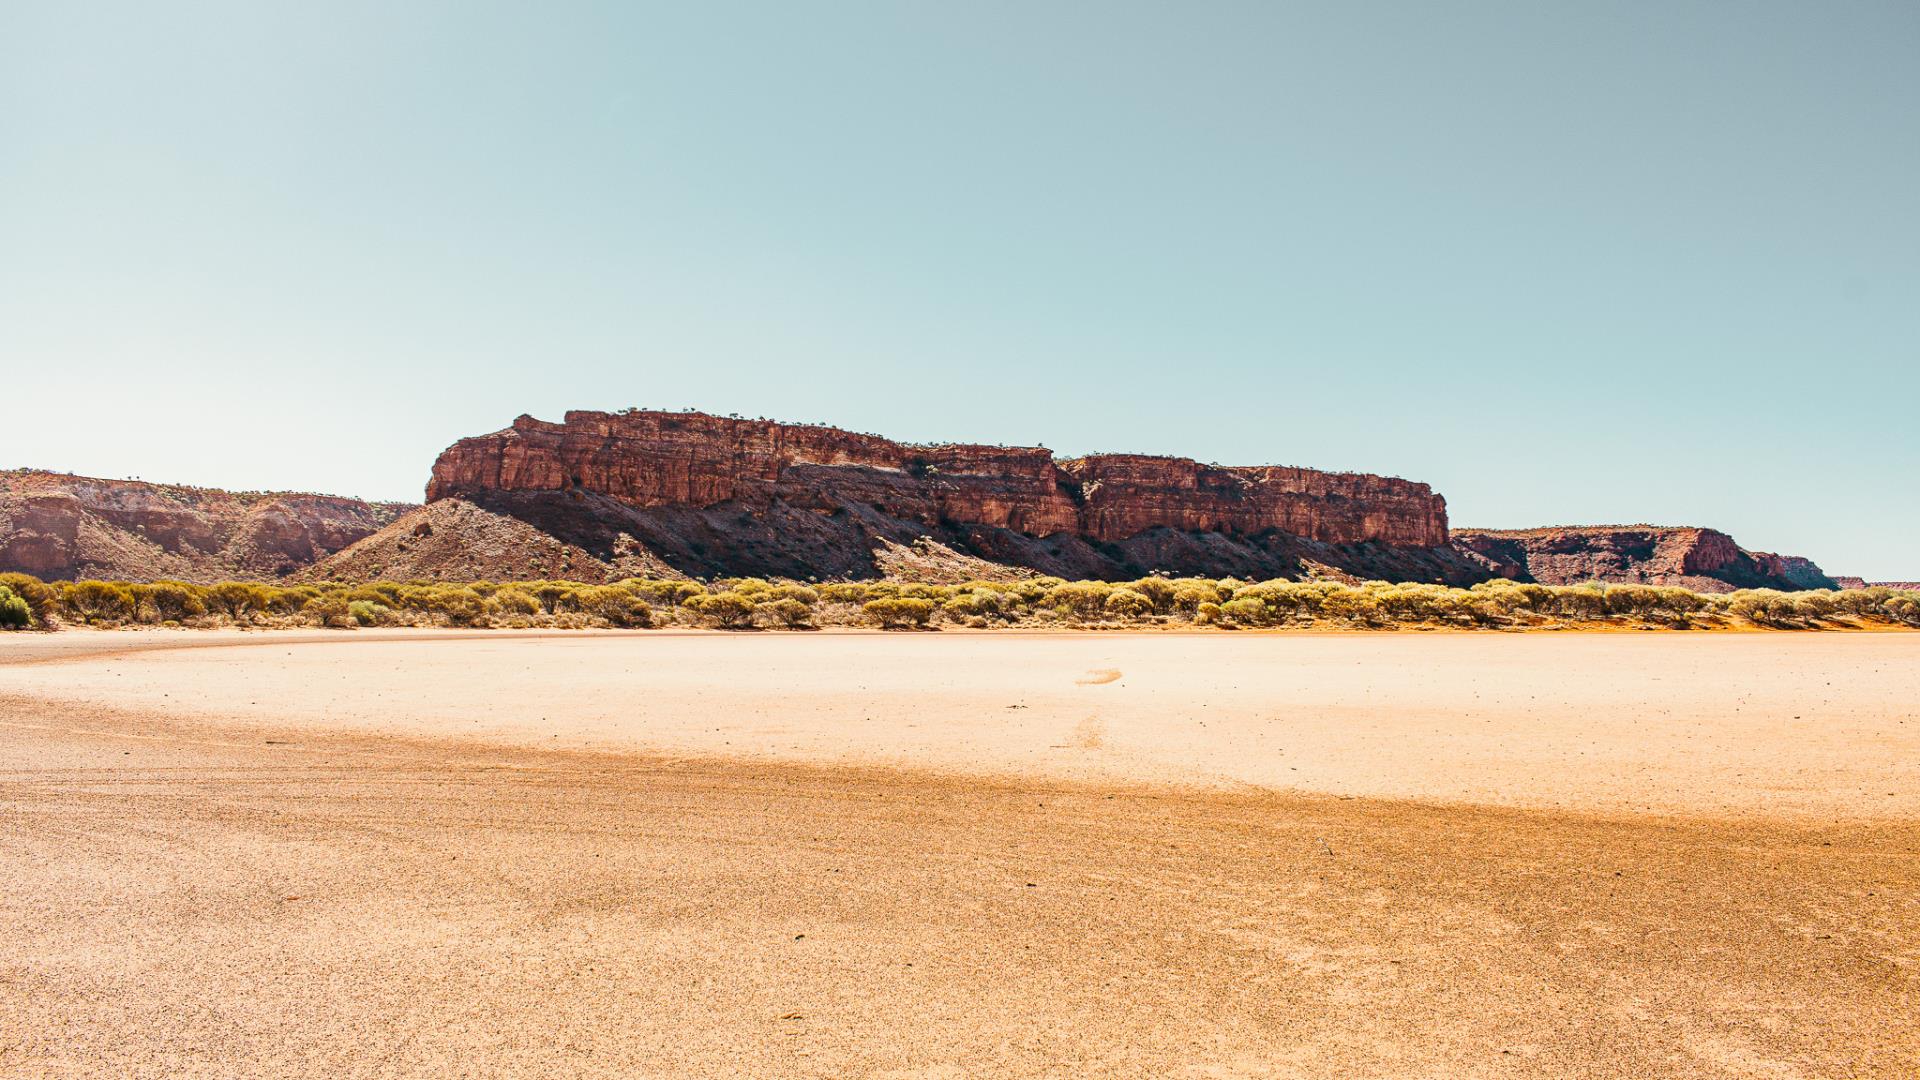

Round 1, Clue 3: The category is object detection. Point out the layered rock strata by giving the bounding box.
[0,470,412,582]
[1450,526,1836,593]
[427,410,1450,549]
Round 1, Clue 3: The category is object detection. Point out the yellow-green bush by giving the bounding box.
[0,573,57,625]
[1103,588,1154,619]
[687,591,756,628]
[1046,581,1112,620]
[488,588,541,617]
[204,581,272,621]
[0,585,31,629]
[12,568,1915,634]
[863,597,935,628]
[763,598,814,628]
[572,585,652,627]
[63,580,136,622]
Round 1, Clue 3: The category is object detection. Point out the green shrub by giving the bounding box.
[1319,585,1383,626]
[763,598,814,628]
[1011,577,1062,606]
[863,597,935,629]
[271,586,320,615]
[1045,581,1112,620]
[147,581,207,621]
[1886,594,1920,627]
[573,585,652,627]
[0,573,56,624]
[305,594,354,628]
[1550,585,1609,621]
[619,578,705,607]
[204,581,272,622]
[818,582,874,605]
[1169,580,1223,614]
[421,585,488,626]
[1103,588,1154,619]
[347,600,391,626]
[62,580,136,623]
[1831,587,1888,618]
[488,588,541,616]
[523,581,575,614]
[1728,589,1797,627]
[942,589,1011,621]
[1128,577,1176,613]
[1219,597,1269,626]
[688,591,756,628]
[0,586,31,629]
[765,583,819,605]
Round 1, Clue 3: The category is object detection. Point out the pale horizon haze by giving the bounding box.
[4,3,1916,577]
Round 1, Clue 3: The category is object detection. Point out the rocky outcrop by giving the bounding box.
[391,409,1473,582]
[428,411,1451,549]
[0,470,413,582]
[1450,526,1836,593]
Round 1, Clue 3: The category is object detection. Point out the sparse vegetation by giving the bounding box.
[0,585,31,629]
[0,568,1913,634]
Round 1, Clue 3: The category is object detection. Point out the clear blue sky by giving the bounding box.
[4,2,1916,578]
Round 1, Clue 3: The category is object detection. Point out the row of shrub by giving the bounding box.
[2,571,1915,633]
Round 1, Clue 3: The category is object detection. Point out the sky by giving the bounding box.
[3,2,1916,578]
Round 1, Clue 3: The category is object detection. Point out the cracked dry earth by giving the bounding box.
[1,630,1915,1078]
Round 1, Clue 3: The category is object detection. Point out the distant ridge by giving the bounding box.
[1451,525,1835,594]
[0,413,1870,587]
[0,469,412,583]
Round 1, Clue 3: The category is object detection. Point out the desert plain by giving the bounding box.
[1,629,1916,1078]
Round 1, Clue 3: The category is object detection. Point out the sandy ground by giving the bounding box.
[1,629,1916,1077]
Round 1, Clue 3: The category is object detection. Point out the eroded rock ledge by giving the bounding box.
[426,410,1450,550]
[1451,526,1836,593]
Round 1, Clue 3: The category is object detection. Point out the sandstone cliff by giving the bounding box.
[1449,526,1836,593]
[427,411,1449,546]
[389,409,1468,583]
[0,470,412,582]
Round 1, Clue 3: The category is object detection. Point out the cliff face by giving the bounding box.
[427,411,1451,549]
[1450,526,1836,593]
[0,470,413,582]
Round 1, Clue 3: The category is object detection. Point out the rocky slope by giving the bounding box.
[1450,526,1837,593]
[342,409,1474,582]
[0,469,412,583]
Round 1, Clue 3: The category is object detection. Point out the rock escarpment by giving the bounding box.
[1450,526,1837,593]
[391,410,1469,582]
[291,409,1482,584]
[428,410,1449,545]
[0,470,412,582]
